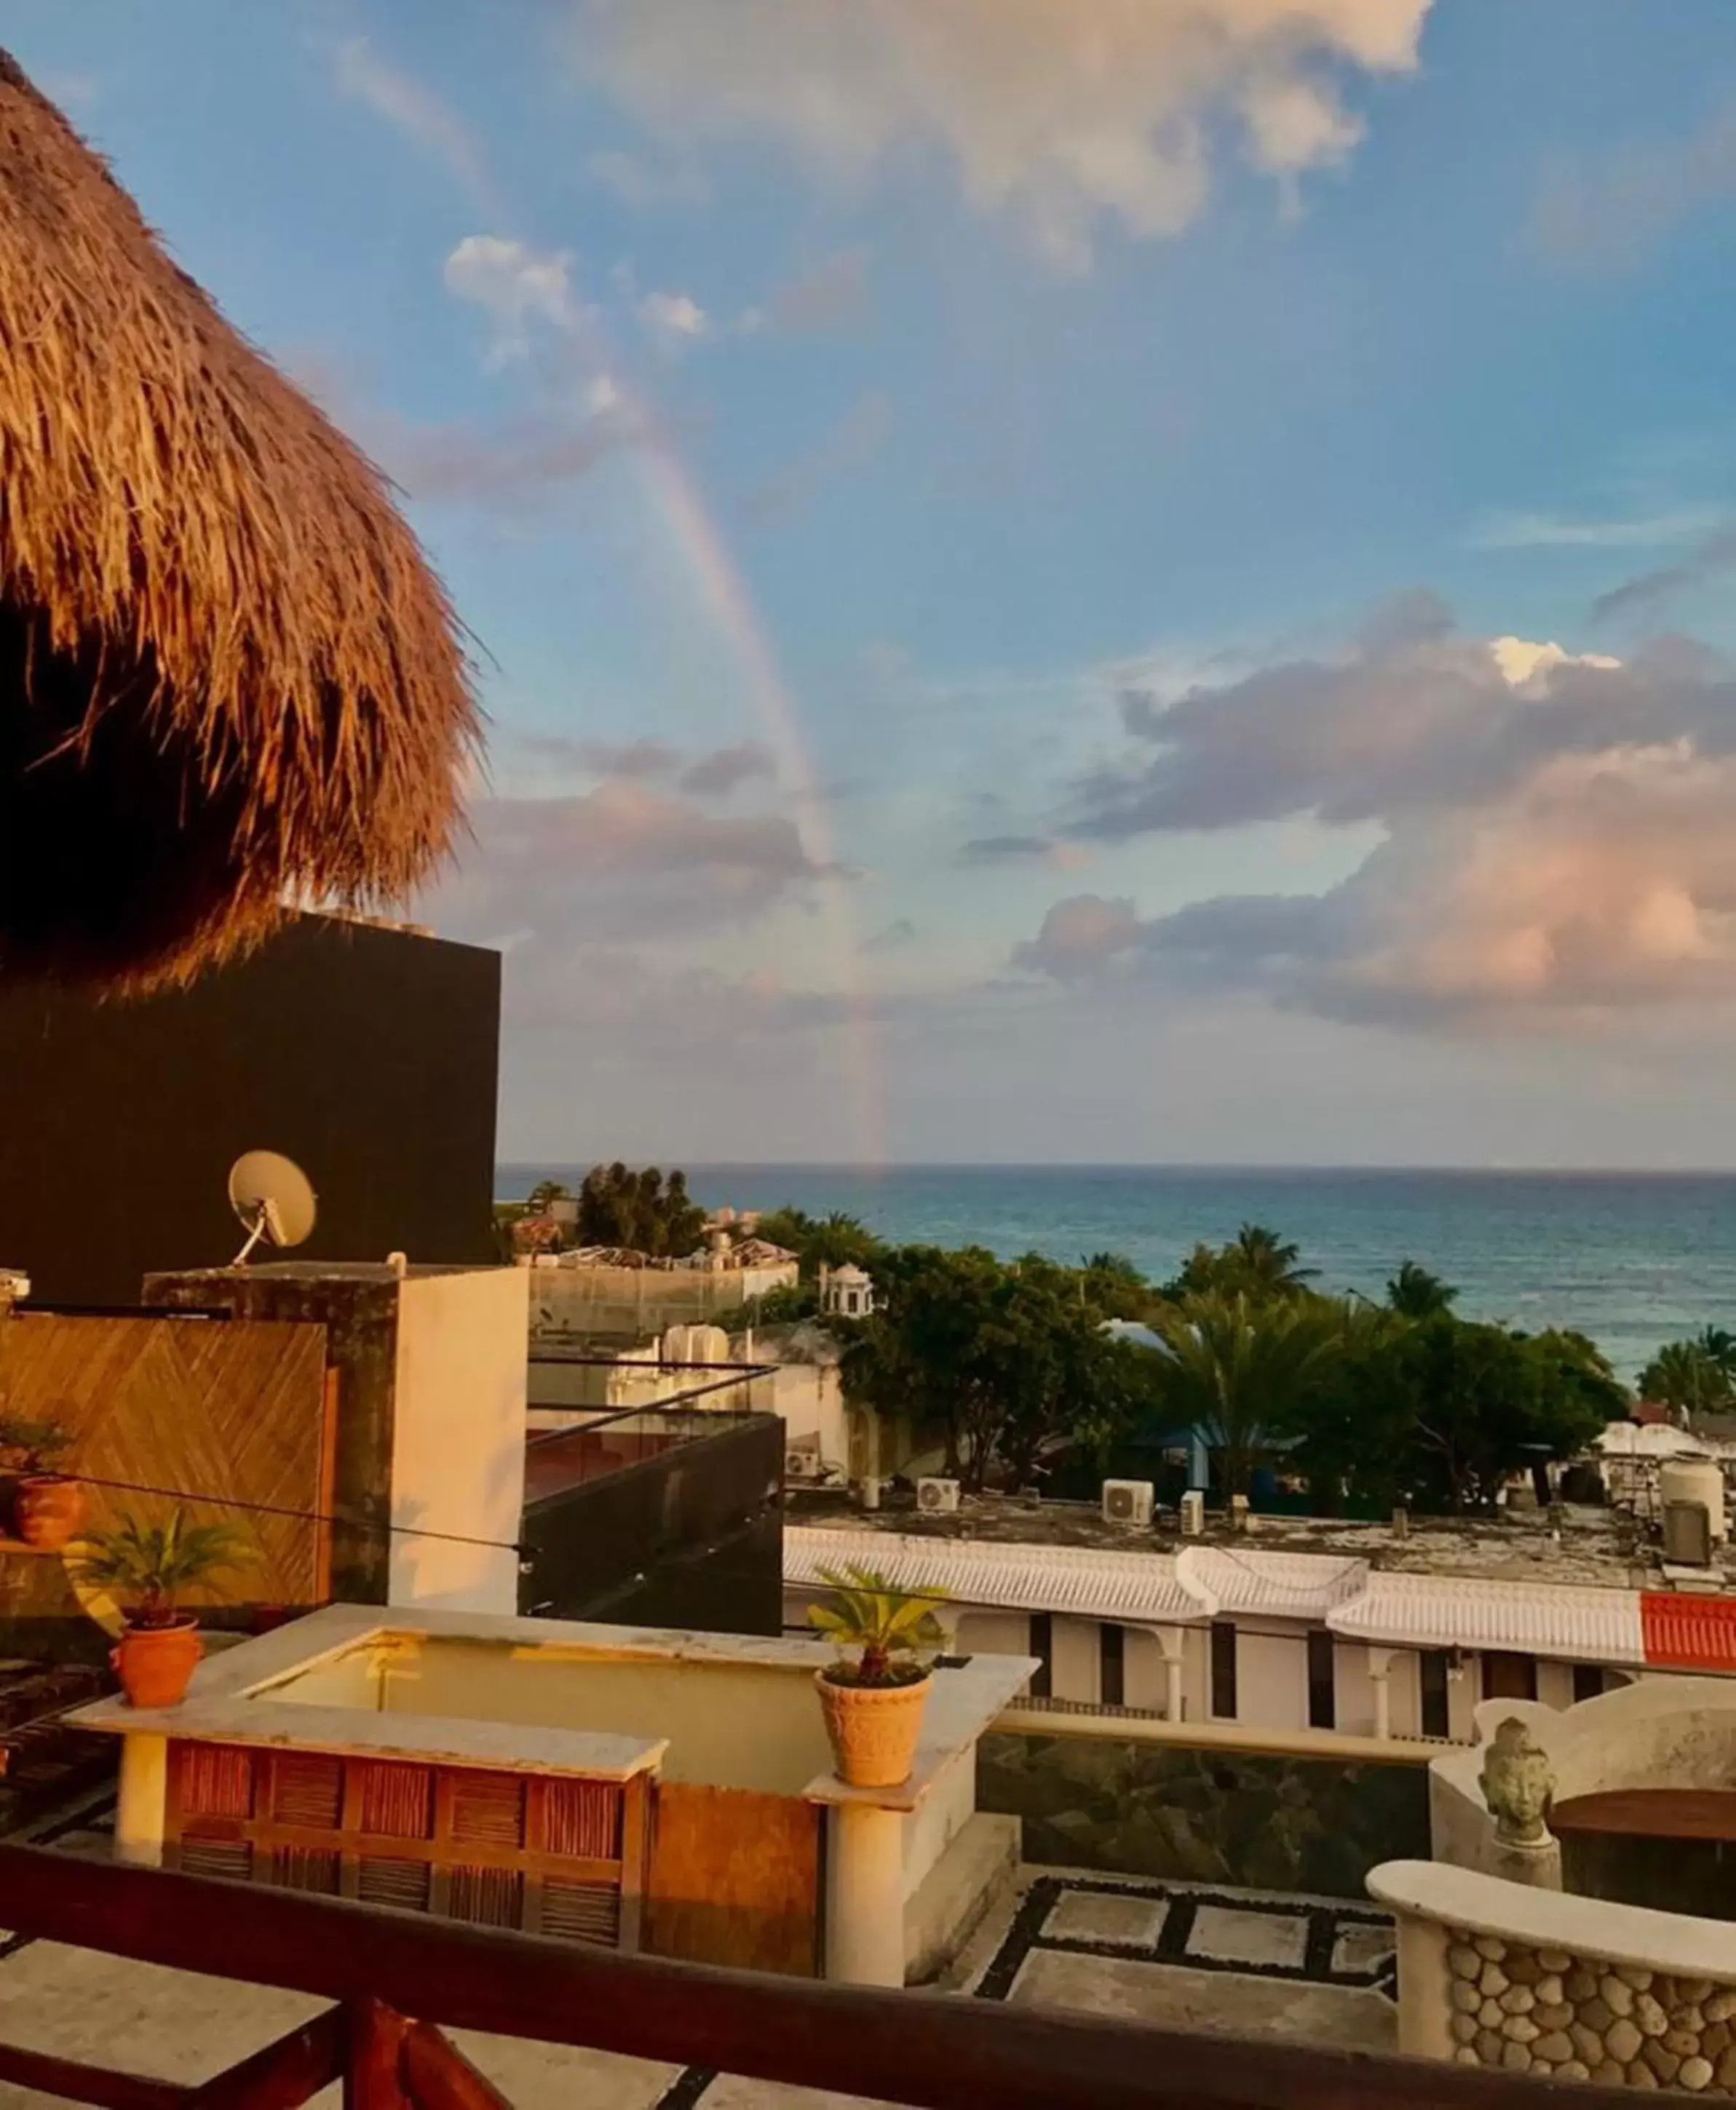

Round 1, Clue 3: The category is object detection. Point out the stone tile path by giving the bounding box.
[0,1815,1397,2110]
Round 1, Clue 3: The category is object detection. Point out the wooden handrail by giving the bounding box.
[0,1844,1646,2109]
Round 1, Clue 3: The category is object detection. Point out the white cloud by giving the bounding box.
[335,39,496,214]
[444,235,579,361]
[570,0,1430,266]
[1468,508,1721,552]
[1026,605,1736,1029]
[638,290,711,342]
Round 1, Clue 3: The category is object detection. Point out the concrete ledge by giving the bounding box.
[1369,1857,1736,1979]
[903,1812,1019,1986]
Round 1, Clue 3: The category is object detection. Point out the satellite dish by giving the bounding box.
[228,1151,317,1266]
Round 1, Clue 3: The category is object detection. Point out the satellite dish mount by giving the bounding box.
[228,1151,317,1268]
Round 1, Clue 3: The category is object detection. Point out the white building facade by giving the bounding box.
[783,1528,1684,1746]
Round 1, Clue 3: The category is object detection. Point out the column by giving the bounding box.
[114,1732,169,1867]
[825,1803,906,1987]
[1368,1647,1394,1741]
[1152,1627,1186,1722]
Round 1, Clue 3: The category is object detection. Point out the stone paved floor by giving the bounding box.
[0,1807,1398,2110]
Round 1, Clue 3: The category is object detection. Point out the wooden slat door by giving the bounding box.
[644,1782,821,1978]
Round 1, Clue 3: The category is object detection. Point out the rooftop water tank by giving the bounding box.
[1660,1457,1727,1543]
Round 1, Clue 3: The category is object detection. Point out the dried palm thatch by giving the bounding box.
[0,50,478,990]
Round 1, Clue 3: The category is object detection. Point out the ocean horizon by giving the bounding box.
[497,1162,1736,1381]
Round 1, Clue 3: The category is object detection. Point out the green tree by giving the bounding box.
[1386,1261,1459,1319]
[574,1163,707,1257]
[1378,1314,1606,1514]
[837,1247,1145,1491]
[716,1282,820,1336]
[1166,1223,1315,1302]
[1138,1290,1342,1498]
[756,1207,885,1279]
[524,1178,571,1215]
[1277,1299,1413,1515]
[1077,1251,1154,1321]
[1526,1328,1630,1428]
[1699,1328,1736,1385]
[1638,1338,1732,1419]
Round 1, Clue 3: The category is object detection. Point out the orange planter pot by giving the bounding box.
[112,1619,202,1709]
[14,1475,84,1552]
[815,1669,931,1788]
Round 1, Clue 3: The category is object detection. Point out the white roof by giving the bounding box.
[1176,1546,1368,1619]
[1326,1571,1646,1664]
[784,1527,1651,1663]
[785,1526,1203,1625]
[1595,1421,1713,1459]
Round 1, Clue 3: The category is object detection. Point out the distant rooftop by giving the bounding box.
[785,1486,1687,1593]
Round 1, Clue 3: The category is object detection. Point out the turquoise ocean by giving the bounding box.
[496,1164,1736,1383]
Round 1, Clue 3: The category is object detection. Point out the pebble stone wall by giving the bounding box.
[1446,1929,1736,2090]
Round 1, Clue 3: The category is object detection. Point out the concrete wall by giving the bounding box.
[901,1747,977,1903]
[981,1725,1430,1898]
[1051,1616,1098,1703]
[756,1361,847,1472]
[378,1638,834,1795]
[260,1643,386,1711]
[1230,1625,1309,1729]
[389,1269,528,1615]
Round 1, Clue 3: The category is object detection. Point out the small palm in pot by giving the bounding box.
[809,1563,949,1788]
[75,1508,250,1709]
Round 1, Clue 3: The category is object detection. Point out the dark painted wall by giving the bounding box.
[0,914,499,1306]
[978,1732,1432,1900]
[520,1413,785,1638]
[1563,1832,1736,1922]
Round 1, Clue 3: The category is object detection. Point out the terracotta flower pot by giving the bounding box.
[815,1668,931,1788]
[15,1475,84,1552]
[112,1618,202,1709]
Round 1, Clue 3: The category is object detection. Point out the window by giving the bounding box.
[1099,1622,1125,1708]
[1307,1629,1336,1730]
[1210,1621,1237,1719]
[1483,1651,1538,1702]
[1420,1651,1451,1740]
[1572,1663,1605,1705]
[1029,1612,1053,1699]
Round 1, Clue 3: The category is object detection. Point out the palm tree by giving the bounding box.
[1698,1327,1736,1384]
[1142,1292,1341,1498]
[1638,1339,1732,1420]
[1231,1223,1316,1295]
[1387,1261,1459,1320]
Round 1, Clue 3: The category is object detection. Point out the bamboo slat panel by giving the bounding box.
[0,1312,329,1612]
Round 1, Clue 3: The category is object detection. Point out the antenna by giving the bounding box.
[227,1151,317,1267]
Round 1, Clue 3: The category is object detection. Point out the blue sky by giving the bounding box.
[19,1,1736,1165]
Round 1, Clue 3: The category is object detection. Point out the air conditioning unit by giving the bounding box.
[1102,1479,1154,1527]
[1178,1489,1206,1537]
[917,1476,961,1514]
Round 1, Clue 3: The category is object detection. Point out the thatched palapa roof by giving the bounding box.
[0,51,478,989]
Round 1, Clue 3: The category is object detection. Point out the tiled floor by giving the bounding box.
[0,1816,1397,2110]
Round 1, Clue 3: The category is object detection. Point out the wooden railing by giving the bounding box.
[0,1842,1656,2109]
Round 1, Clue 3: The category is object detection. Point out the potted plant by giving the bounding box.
[809,1563,948,1789]
[1,1413,82,1551]
[73,1509,249,1709]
